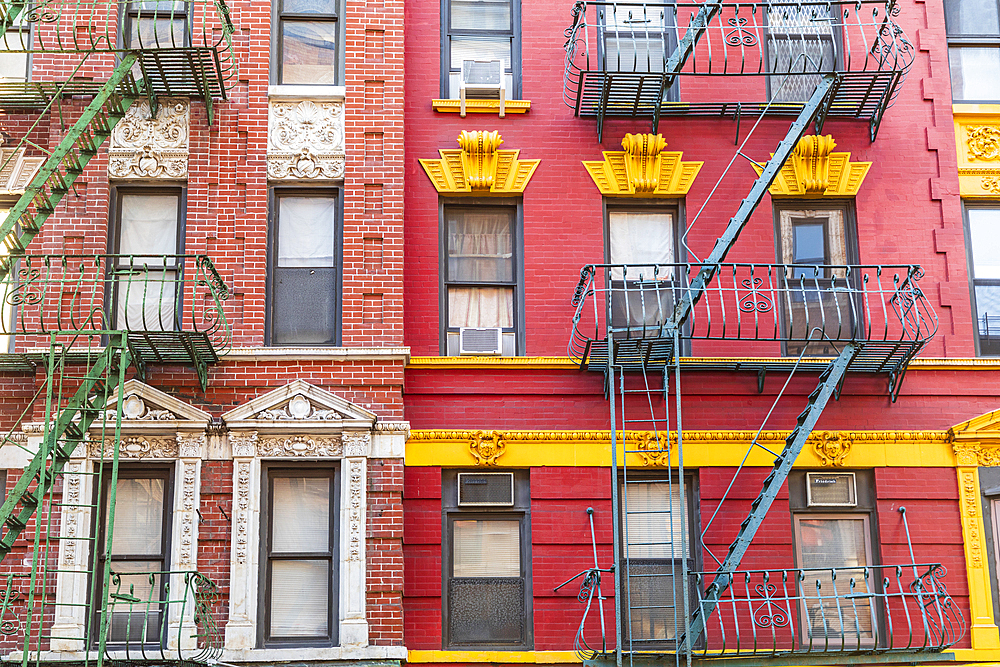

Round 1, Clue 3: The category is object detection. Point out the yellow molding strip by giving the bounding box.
[406,651,580,663]
[407,356,1000,371]
[431,99,532,114]
[406,429,954,468]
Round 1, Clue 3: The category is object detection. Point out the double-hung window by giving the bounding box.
[964,205,1000,355]
[789,471,878,645]
[123,1,189,49]
[260,467,338,646]
[598,4,679,101]
[274,0,339,85]
[0,13,28,81]
[443,204,521,355]
[95,467,173,645]
[607,208,678,334]
[765,6,838,102]
[269,190,342,346]
[945,0,1000,101]
[774,202,858,356]
[109,187,184,332]
[443,470,531,648]
[618,477,698,647]
[442,0,518,99]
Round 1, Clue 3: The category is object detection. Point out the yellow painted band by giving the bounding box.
[406,651,580,664]
[407,356,1000,371]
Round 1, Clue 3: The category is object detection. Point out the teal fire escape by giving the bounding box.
[563,2,965,665]
[0,1,236,665]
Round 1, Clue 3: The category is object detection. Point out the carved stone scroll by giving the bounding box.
[108,99,189,180]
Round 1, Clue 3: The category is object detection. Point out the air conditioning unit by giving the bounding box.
[806,472,857,507]
[459,327,503,355]
[458,472,514,506]
[460,58,506,118]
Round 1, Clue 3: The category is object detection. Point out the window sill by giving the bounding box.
[222,646,407,662]
[407,651,578,663]
[432,99,531,114]
[269,84,346,101]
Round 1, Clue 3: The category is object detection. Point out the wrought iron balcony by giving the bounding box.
[0,254,231,387]
[563,0,913,138]
[0,0,235,102]
[685,564,965,656]
[569,263,936,385]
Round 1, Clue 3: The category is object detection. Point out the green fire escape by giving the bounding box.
[564,2,965,666]
[0,1,236,664]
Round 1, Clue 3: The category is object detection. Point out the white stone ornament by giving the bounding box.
[268,99,346,181]
[109,99,189,180]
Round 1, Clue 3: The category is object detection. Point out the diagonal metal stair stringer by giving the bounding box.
[680,341,860,652]
[0,53,141,280]
[0,337,132,562]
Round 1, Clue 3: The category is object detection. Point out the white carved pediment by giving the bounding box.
[222,380,376,430]
[267,98,346,181]
[95,379,211,431]
[109,98,190,180]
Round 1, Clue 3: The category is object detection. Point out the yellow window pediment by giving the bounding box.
[751,134,872,198]
[582,133,703,197]
[418,130,540,195]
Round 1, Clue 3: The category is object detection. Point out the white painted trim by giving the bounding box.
[267,84,346,100]
[222,347,409,362]
[222,646,407,661]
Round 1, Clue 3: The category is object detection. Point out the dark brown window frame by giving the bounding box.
[258,463,340,648]
[91,464,174,649]
[961,200,1000,356]
[120,1,191,49]
[944,0,1000,102]
[271,0,342,85]
[439,0,521,99]
[441,469,532,650]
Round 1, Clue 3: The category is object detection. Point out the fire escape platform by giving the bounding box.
[584,651,957,667]
[137,48,229,99]
[0,80,104,108]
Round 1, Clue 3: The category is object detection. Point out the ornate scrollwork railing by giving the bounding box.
[0,254,232,353]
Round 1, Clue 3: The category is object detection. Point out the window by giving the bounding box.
[978,467,1000,625]
[109,187,184,331]
[789,471,878,646]
[598,4,679,100]
[268,190,342,346]
[964,205,1000,355]
[442,0,519,99]
[773,202,858,356]
[606,207,678,332]
[442,203,521,355]
[765,7,838,102]
[122,1,189,49]
[94,466,173,645]
[442,470,531,649]
[945,0,1000,101]
[260,467,339,646]
[274,0,339,85]
[0,14,28,81]
[618,477,698,648]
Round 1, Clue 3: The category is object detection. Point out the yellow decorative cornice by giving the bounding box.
[418,130,540,195]
[954,111,1000,198]
[407,429,952,468]
[751,134,871,198]
[582,133,702,198]
[431,99,531,114]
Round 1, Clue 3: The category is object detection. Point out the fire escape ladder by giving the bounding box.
[680,342,860,652]
[0,55,141,281]
[0,338,131,561]
[669,75,836,334]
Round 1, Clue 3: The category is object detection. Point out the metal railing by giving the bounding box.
[0,254,231,351]
[569,263,936,361]
[689,564,965,655]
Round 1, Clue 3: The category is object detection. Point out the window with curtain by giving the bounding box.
[443,205,519,355]
[270,192,341,345]
[443,0,518,98]
[765,6,838,102]
[793,515,876,643]
[111,188,183,332]
[618,479,696,646]
[275,0,339,84]
[945,0,1000,101]
[123,0,189,49]
[775,203,857,356]
[0,13,28,81]
[263,469,338,646]
[965,206,1000,355]
[444,470,530,648]
[94,467,172,645]
[608,209,676,332]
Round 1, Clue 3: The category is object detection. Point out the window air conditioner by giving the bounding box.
[806,472,857,507]
[459,327,503,355]
[460,58,506,118]
[458,472,515,506]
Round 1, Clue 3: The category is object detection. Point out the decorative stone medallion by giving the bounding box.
[108,98,189,180]
[267,99,346,181]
